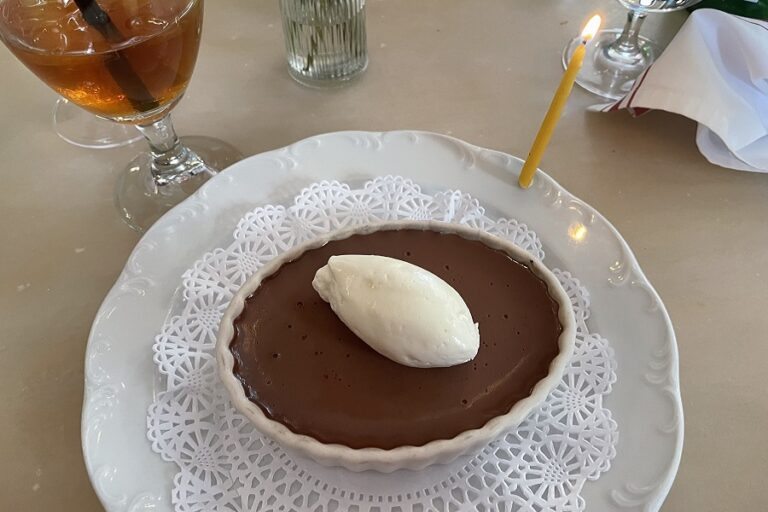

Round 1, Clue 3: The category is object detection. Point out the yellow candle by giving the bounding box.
[518,15,602,189]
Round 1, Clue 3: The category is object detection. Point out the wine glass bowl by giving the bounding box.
[0,0,242,231]
[53,97,143,149]
[2,0,201,122]
[616,0,697,12]
[565,0,702,100]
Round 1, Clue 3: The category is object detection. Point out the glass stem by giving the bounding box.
[136,114,206,186]
[608,10,647,61]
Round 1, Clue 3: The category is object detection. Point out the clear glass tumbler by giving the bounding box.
[279,0,368,87]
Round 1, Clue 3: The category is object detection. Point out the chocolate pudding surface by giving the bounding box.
[230,229,562,449]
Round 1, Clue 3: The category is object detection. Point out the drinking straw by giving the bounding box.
[73,0,160,113]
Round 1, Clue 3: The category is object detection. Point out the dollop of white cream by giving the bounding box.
[312,255,480,368]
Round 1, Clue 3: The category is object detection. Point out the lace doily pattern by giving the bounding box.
[147,176,618,512]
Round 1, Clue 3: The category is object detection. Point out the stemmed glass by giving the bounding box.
[564,0,702,100]
[0,0,242,231]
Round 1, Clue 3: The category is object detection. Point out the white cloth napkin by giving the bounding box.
[592,9,768,173]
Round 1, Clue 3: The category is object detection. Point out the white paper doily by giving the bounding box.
[147,176,618,512]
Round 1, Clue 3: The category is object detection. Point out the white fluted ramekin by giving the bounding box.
[217,220,575,473]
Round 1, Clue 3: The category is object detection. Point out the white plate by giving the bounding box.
[82,131,683,512]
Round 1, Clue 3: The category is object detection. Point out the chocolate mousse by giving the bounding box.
[230,228,562,449]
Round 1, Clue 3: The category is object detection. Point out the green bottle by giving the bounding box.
[689,0,768,20]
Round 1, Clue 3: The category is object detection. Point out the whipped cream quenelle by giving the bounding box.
[312,255,480,368]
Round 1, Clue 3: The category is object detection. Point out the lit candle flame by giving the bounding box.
[581,14,602,43]
[517,13,604,189]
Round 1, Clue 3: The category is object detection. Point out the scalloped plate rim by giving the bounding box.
[81,130,683,512]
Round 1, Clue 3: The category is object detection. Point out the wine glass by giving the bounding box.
[0,0,242,231]
[53,97,142,149]
[564,0,702,100]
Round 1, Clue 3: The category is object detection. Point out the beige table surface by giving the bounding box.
[1,0,767,510]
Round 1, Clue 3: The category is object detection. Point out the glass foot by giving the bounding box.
[53,98,143,149]
[563,28,659,101]
[114,136,243,232]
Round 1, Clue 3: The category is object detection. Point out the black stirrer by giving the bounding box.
[73,0,160,113]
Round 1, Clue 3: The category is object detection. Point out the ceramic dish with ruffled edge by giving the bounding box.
[216,220,576,472]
